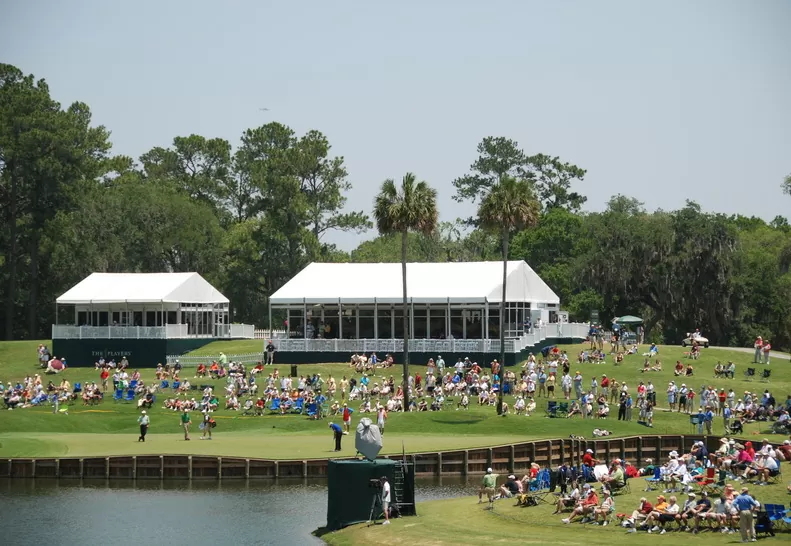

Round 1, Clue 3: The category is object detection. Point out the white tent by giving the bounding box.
[57,273,229,304]
[269,261,559,305]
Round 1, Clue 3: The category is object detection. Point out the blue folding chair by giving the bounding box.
[160,380,169,390]
[292,398,304,414]
[306,403,318,418]
[644,466,662,491]
[268,399,281,413]
[73,383,82,394]
[123,390,135,403]
[113,389,124,402]
[129,380,138,390]
[172,381,181,391]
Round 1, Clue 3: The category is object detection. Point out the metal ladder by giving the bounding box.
[393,461,406,507]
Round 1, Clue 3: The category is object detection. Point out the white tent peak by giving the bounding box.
[270,261,559,305]
[56,272,229,304]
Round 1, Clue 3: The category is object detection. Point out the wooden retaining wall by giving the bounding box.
[0,434,724,481]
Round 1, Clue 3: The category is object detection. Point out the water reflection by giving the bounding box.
[0,476,473,545]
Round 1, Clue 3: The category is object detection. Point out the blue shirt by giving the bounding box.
[732,493,758,511]
[330,423,342,433]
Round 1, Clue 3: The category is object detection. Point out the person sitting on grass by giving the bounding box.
[195,363,207,378]
[680,491,711,532]
[553,482,581,514]
[561,483,598,524]
[592,489,615,525]
[458,393,469,410]
[499,474,523,498]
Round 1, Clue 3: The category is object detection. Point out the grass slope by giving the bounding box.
[0,340,789,459]
[322,485,791,546]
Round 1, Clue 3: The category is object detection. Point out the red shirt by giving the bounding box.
[583,453,595,466]
[100,370,109,380]
[343,408,351,421]
[601,378,609,388]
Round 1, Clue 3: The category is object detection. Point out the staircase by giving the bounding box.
[393,461,406,507]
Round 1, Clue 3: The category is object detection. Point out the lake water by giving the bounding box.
[0,477,473,545]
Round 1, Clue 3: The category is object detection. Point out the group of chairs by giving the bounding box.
[546,400,570,418]
[255,395,329,419]
[743,367,771,381]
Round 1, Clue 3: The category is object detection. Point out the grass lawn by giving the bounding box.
[321,483,791,545]
[1,339,789,459]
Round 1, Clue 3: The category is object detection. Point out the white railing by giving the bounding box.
[254,329,288,339]
[165,352,265,366]
[270,322,588,354]
[230,324,255,339]
[52,323,257,340]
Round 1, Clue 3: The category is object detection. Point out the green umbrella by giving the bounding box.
[615,315,643,325]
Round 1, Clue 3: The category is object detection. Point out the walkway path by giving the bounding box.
[710,346,789,360]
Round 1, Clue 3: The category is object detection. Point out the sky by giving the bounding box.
[2,0,790,251]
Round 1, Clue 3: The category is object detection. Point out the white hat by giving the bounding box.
[486,467,493,473]
[141,410,146,414]
[688,492,696,498]
[669,450,678,457]
[586,449,593,453]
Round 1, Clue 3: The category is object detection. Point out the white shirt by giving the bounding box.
[382,481,391,502]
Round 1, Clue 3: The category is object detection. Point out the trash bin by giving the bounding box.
[291,364,298,377]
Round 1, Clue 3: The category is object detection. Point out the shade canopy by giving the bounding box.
[269,261,560,305]
[56,273,229,305]
[615,315,643,325]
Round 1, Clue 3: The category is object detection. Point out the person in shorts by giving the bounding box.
[381,476,391,524]
[479,468,498,503]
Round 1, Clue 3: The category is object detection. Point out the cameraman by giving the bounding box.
[381,476,391,525]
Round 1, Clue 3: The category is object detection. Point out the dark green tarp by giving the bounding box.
[326,458,396,531]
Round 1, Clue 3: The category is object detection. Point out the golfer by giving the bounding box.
[733,487,759,542]
[479,467,498,504]
[181,409,191,440]
[137,410,150,442]
[200,410,213,440]
[329,421,343,451]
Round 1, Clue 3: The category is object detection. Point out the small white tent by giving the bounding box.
[57,273,229,305]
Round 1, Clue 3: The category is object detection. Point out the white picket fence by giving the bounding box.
[165,353,265,367]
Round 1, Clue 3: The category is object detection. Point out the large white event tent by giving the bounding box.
[269,261,560,340]
[55,272,230,337]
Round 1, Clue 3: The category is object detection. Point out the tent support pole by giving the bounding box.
[373,298,378,341]
[447,298,450,339]
[303,299,307,339]
[338,298,342,340]
[484,298,489,341]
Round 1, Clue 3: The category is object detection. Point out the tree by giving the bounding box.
[373,173,438,411]
[293,130,371,253]
[523,154,587,213]
[140,134,232,213]
[452,137,526,204]
[477,175,540,415]
[783,173,791,196]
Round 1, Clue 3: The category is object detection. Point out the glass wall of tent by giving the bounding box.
[278,300,543,340]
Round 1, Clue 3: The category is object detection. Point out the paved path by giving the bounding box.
[710,346,789,360]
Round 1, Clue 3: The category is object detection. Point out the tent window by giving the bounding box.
[377,309,392,339]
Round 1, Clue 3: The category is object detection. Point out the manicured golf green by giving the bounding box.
[1,339,789,459]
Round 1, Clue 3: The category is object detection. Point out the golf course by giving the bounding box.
[1,339,789,459]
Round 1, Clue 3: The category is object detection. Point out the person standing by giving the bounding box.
[137,410,150,442]
[181,409,191,440]
[381,476,391,524]
[265,341,276,365]
[762,340,771,364]
[753,336,763,363]
[329,422,343,452]
[479,467,498,504]
[733,487,759,542]
[200,410,213,440]
[342,403,352,433]
[377,405,387,435]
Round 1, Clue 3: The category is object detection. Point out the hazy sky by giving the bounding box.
[2,0,789,250]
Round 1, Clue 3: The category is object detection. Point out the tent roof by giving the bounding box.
[56,273,229,305]
[615,315,643,324]
[270,261,560,305]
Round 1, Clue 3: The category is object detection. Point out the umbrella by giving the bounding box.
[615,315,643,325]
[49,359,64,371]
[355,417,383,461]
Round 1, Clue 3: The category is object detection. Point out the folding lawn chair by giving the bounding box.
[546,400,558,417]
[268,398,281,414]
[113,388,124,402]
[306,402,319,419]
[695,467,721,496]
[123,389,135,403]
[760,369,771,382]
[557,402,569,417]
[644,467,662,491]
[744,368,755,381]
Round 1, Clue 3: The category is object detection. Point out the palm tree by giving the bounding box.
[477,175,541,415]
[374,173,438,411]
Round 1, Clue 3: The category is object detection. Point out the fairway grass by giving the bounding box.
[1,340,790,460]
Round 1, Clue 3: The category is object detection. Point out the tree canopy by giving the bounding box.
[1,63,789,350]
